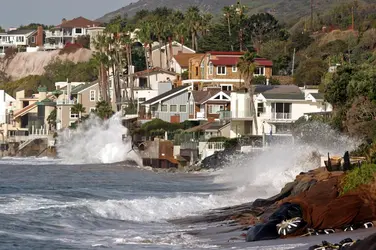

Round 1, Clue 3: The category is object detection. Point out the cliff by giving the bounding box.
[1,49,93,81]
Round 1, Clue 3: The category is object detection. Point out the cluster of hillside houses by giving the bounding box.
[0,16,332,166]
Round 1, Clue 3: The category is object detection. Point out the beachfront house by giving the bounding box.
[55,81,99,129]
[140,85,192,123]
[226,85,333,139]
[44,17,102,50]
[188,87,231,121]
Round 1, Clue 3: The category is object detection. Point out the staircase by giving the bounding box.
[17,139,34,152]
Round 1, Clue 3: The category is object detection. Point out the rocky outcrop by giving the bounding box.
[1,49,92,80]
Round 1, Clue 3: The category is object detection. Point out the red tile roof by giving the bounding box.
[210,57,273,67]
[211,57,240,66]
[208,51,245,55]
[57,17,102,29]
[254,58,273,67]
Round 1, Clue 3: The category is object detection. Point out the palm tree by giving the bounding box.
[237,52,259,135]
[95,101,114,120]
[71,103,86,123]
[185,6,202,51]
[174,23,188,52]
[136,21,153,87]
[92,34,110,103]
[223,6,234,51]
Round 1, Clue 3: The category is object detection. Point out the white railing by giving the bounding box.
[44,43,64,50]
[206,142,225,150]
[56,99,75,105]
[45,31,73,38]
[271,112,292,120]
[232,110,253,119]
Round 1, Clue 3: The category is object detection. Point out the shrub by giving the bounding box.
[224,138,238,150]
[208,136,227,142]
[340,163,376,195]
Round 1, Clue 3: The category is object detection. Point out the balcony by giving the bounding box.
[219,110,232,120]
[270,112,292,121]
[45,31,73,38]
[56,99,75,105]
[44,43,64,50]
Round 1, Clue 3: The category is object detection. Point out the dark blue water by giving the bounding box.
[0,158,239,250]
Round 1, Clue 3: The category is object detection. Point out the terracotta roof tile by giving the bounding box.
[58,16,102,29]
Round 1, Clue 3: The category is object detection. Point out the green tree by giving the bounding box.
[71,103,86,122]
[245,13,282,52]
[94,101,114,120]
[294,58,327,86]
[47,108,57,130]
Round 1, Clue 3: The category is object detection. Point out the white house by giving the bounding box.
[151,41,195,69]
[0,29,42,56]
[44,17,102,50]
[0,90,16,124]
[228,85,333,138]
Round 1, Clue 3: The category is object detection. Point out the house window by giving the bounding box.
[75,28,82,34]
[254,67,265,75]
[257,103,264,117]
[271,103,292,119]
[70,108,79,119]
[221,84,233,91]
[189,103,194,115]
[31,36,35,43]
[89,107,96,112]
[217,66,226,75]
[195,67,199,76]
[208,62,213,75]
[138,97,146,103]
[232,66,237,72]
[208,105,224,114]
[139,78,147,88]
[170,105,177,112]
[180,105,187,112]
[69,121,76,126]
[161,104,168,112]
[90,90,96,101]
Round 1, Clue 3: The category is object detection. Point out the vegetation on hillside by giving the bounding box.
[340,163,376,195]
[0,59,97,97]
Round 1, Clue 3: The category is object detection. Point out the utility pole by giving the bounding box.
[291,48,296,76]
[310,0,314,30]
[351,5,355,30]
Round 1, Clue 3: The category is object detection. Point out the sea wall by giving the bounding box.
[1,49,92,80]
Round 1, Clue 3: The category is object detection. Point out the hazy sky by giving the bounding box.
[1,0,136,29]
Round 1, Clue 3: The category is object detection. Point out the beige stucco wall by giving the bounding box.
[152,44,195,69]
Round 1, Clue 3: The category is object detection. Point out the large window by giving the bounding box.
[254,67,265,75]
[161,104,168,112]
[180,105,187,112]
[189,103,194,115]
[208,104,224,114]
[90,90,96,102]
[217,66,226,75]
[208,62,213,75]
[271,103,292,119]
[170,105,177,112]
[75,28,82,34]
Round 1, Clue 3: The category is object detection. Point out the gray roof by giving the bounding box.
[143,85,189,105]
[71,81,98,94]
[311,93,324,100]
[6,29,35,35]
[254,85,301,94]
[262,93,305,100]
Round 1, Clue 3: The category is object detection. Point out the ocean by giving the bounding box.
[0,114,365,250]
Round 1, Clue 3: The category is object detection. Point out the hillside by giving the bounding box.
[0,49,92,81]
[97,0,372,24]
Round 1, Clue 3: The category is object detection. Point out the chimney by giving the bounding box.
[266,78,270,85]
[36,26,44,47]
